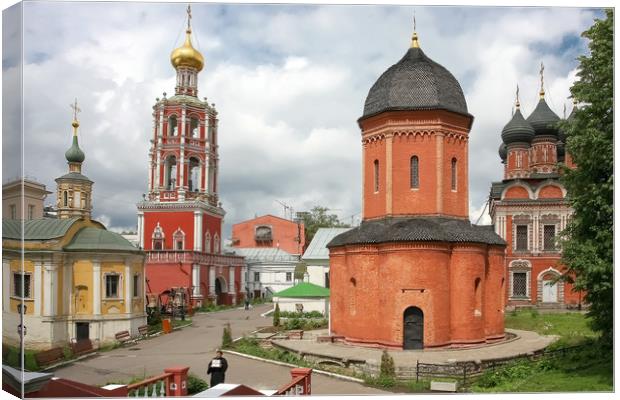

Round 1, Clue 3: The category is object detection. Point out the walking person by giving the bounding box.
[207,349,228,387]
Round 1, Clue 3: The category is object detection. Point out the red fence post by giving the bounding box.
[290,368,312,395]
[164,366,190,396]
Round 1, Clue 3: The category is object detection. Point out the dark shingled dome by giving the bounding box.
[501,108,535,145]
[526,98,560,138]
[327,217,506,248]
[499,142,507,162]
[362,47,468,119]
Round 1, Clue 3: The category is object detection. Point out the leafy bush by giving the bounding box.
[221,323,233,348]
[380,350,396,379]
[147,309,162,326]
[284,318,302,330]
[273,303,281,327]
[187,373,209,394]
[280,311,324,318]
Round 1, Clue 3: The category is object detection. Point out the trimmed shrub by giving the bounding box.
[221,323,233,348]
[380,350,396,379]
[273,303,281,327]
[187,373,209,394]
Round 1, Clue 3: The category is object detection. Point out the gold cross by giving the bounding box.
[515,84,520,108]
[413,10,416,32]
[70,98,81,121]
[540,62,545,90]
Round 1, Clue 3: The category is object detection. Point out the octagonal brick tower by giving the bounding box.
[328,29,506,349]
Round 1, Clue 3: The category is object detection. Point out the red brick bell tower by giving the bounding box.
[137,6,244,306]
[328,27,506,349]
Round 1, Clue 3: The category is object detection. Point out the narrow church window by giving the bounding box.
[28,205,34,220]
[285,272,292,282]
[543,225,557,251]
[512,272,527,297]
[133,274,140,298]
[152,223,165,250]
[515,225,528,251]
[173,229,185,250]
[373,160,379,192]
[474,278,482,316]
[13,273,31,298]
[105,275,120,298]
[214,233,220,254]
[169,115,178,136]
[254,272,260,282]
[190,118,199,138]
[410,156,419,189]
[451,158,457,191]
[204,231,211,253]
[63,191,68,207]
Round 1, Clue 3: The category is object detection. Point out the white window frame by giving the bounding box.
[514,224,530,252]
[285,272,292,282]
[132,274,140,298]
[173,228,185,251]
[204,231,212,253]
[543,224,558,252]
[152,223,165,250]
[213,233,220,254]
[509,260,531,300]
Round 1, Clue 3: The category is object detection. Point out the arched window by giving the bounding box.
[63,191,68,207]
[213,233,220,254]
[373,160,379,192]
[165,155,177,190]
[410,156,419,189]
[451,158,457,191]
[190,117,199,138]
[474,278,482,316]
[173,228,185,250]
[189,157,200,192]
[168,115,178,136]
[152,223,165,250]
[204,231,211,253]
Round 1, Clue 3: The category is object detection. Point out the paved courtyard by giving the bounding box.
[275,329,556,366]
[52,304,388,395]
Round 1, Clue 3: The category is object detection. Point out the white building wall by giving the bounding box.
[272,297,329,315]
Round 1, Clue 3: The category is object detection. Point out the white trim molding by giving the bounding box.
[537,267,564,304]
[508,259,532,300]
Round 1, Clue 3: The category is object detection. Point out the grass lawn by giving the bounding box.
[472,310,612,393]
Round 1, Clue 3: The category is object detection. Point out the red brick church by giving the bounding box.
[328,28,506,349]
[137,7,244,306]
[490,71,581,309]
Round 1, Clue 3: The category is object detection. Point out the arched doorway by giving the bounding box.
[215,277,228,305]
[403,306,424,350]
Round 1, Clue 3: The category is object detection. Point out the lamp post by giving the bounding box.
[17,304,27,369]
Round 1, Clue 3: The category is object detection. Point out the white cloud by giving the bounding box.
[6,3,598,238]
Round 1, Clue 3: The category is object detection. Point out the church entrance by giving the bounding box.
[215,277,227,305]
[542,280,558,302]
[403,307,424,350]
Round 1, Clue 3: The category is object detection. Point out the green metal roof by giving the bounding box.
[273,282,330,298]
[2,218,80,240]
[64,227,142,253]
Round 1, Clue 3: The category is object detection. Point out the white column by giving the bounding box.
[228,267,236,304]
[192,264,201,296]
[209,267,215,296]
[43,261,54,316]
[93,261,101,315]
[124,261,132,313]
[241,266,246,295]
[34,262,42,316]
[137,212,144,249]
[194,211,202,251]
[2,261,10,312]
[179,108,186,190]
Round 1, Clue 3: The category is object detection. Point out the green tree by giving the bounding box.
[559,10,613,344]
[221,323,233,348]
[299,206,350,247]
[273,303,281,327]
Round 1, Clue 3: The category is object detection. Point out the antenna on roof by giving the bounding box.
[275,200,293,220]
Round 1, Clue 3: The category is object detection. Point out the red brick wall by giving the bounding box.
[329,242,505,348]
[231,215,304,255]
[363,139,387,219]
[143,211,194,250]
[504,185,530,199]
[537,185,563,199]
[145,262,192,294]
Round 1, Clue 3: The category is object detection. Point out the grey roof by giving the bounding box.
[526,98,560,138]
[227,247,298,263]
[3,218,80,240]
[302,227,353,261]
[501,108,535,145]
[490,182,506,200]
[55,172,92,182]
[327,217,505,247]
[64,227,142,253]
[362,47,469,120]
[498,143,507,162]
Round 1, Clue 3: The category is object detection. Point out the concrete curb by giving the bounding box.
[221,349,365,384]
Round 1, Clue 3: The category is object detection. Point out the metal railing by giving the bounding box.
[147,250,244,266]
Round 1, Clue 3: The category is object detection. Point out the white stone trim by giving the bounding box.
[229,267,235,293]
[43,262,54,316]
[194,211,203,251]
[209,267,215,296]
[508,259,532,300]
[34,262,42,316]
[93,261,101,315]
[124,262,132,313]
[137,212,144,249]
[536,267,563,304]
[192,264,201,296]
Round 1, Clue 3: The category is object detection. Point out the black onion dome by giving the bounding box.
[526,98,560,138]
[499,142,507,162]
[362,47,468,119]
[501,108,535,145]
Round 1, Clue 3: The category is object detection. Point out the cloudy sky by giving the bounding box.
[2,1,603,238]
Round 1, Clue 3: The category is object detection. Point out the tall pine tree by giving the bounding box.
[560,9,613,344]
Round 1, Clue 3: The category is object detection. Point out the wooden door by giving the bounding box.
[403,307,424,350]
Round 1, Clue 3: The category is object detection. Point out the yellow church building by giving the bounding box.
[2,106,146,350]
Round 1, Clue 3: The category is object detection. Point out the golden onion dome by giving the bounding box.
[170,29,204,71]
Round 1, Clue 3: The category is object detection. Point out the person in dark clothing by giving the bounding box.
[207,349,228,387]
